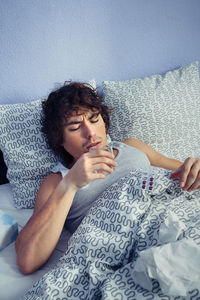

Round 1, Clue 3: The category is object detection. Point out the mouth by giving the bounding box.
[86,141,102,151]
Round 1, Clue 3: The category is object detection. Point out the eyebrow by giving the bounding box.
[66,120,81,126]
[65,112,99,126]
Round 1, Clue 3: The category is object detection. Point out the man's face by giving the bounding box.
[62,107,107,161]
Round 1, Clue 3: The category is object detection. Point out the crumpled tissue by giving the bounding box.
[0,209,18,251]
[132,211,200,296]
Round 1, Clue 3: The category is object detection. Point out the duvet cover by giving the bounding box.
[21,168,200,300]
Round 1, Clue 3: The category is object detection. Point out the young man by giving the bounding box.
[15,82,200,274]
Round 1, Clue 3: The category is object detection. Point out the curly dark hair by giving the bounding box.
[41,81,111,164]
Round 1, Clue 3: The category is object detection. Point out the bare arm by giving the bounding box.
[15,172,78,274]
[15,150,117,274]
[122,138,182,170]
[122,138,200,191]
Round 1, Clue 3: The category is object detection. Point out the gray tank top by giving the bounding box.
[52,141,151,233]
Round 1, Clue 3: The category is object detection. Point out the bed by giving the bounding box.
[0,62,200,299]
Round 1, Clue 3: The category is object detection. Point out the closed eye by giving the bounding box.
[68,121,81,131]
[90,113,100,123]
[69,126,80,131]
[68,112,100,131]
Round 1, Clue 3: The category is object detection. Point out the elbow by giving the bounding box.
[16,253,36,275]
[15,242,38,275]
[17,262,34,275]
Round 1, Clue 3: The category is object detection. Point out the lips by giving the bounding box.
[87,141,102,151]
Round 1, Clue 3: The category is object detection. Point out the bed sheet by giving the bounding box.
[0,183,72,300]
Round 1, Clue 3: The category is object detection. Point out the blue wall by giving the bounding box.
[0,0,200,104]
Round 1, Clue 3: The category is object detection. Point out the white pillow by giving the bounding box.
[103,62,200,161]
[0,80,96,209]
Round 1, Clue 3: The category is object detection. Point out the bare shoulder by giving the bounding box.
[34,172,62,212]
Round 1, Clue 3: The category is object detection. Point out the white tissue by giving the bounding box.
[0,209,18,251]
[132,211,200,296]
[159,211,186,243]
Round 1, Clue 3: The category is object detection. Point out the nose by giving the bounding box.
[83,119,96,139]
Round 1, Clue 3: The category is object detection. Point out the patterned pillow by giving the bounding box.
[0,99,58,208]
[0,80,96,208]
[103,62,200,161]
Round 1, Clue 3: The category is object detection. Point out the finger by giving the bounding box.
[79,165,106,184]
[91,156,118,168]
[93,163,115,175]
[187,179,200,192]
[92,171,106,180]
[187,180,200,192]
[184,164,200,191]
[178,158,196,189]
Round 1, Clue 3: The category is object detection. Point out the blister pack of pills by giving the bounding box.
[140,173,155,191]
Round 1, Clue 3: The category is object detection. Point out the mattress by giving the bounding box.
[0,183,72,300]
